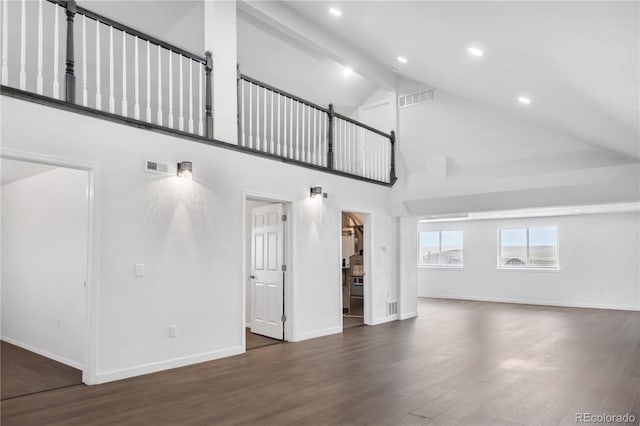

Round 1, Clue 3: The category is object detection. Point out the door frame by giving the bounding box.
[242,191,294,350]
[339,209,373,328]
[0,148,100,385]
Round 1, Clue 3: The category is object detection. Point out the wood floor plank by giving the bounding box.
[2,298,638,425]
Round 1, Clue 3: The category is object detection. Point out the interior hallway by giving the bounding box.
[2,298,638,425]
[1,342,82,400]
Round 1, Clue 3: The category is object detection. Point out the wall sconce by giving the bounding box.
[310,187,328,199]
[177,161,193,179]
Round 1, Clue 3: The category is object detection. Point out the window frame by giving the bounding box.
[497,226,560,271]
[418,230,464,269]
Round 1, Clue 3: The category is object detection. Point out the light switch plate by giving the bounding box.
[135,264,144,277]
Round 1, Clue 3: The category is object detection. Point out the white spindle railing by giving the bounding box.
[108,26,114,113]
[1,0,8,85]
[95,20,101,110]
[36,0,43,94]
[121,31,127,116]
[82,15,87,106]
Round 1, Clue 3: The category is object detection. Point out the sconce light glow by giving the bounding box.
[343,67,353,77]
[310,187,328,199]
[329,7,342,17]
[467,46,484,57]
[517,96,532,105]
[177,161,193,180]
[397,56,408,64]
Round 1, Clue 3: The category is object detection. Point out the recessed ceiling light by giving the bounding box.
[574,208,582,213]
[467,46,484,57]
[329,7,342,17]
[518,96,532,105]
[343,67,353,77]
[397,56,408,64]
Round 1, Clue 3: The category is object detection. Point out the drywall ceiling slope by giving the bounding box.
[285,1,640,160]
[237,15,378,115]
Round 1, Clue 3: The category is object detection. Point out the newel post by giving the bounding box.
[205,51,213,139]
[327,103,335,169]
[64,0,77,103]
[389,130,397,184]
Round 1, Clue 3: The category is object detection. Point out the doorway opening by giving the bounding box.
[341,212,366,329]
[244,197,289,350]
[1,158,90,399]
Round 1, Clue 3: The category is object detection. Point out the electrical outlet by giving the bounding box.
[135,264,144,277]
[168,325,177,338]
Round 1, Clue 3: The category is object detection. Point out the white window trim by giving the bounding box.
[418,230,464,268]
[497,227,560,271]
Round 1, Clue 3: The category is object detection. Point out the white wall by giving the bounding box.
[1,96,399,383]
[1,167,89,368]
[418,212,640,311]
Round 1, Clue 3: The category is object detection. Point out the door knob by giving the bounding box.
[250,275,256,279]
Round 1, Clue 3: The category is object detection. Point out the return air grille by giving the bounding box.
[387,301,398,316]
[398,89,435,108]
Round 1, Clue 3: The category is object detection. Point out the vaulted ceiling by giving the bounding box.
[284,1,640,160]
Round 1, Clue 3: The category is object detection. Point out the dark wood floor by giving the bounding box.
[2,298,639,425]
[1,341,83,400]
[343,316,365,329]
[246,328,282,350]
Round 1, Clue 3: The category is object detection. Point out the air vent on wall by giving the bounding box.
[387,301,398,316]
[398,88,435,108]
[144,159,170,175]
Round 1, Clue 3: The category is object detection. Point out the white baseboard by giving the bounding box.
[292,326,341,342]
[368,315,398,326]
[95,345,244,384]
[1,336,83,370]
[399,311,418,320]
[420,294,640,312]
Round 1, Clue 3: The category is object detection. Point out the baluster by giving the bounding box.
[134,36,139,119]
[1,0,8,85]
[263,87,268,152]
[270,90,274,154]
[168,52,173,128]
[108,26,114,113]
[19,0,25,90]
[312,108,317,165]
[95,20,101,110]
[188,60,193,133]
[300,103,305,161]
[295,101,300,160]
[327,104,334,169]
[255,84,260,150]
[283,96,288,157]
[347,122,352,173]
[179,55,184,131]
[157,45,162,125]
[36,0,43,94]
[276,93,281,156]
[389,130,396,183]
[287,98,293,158]
[121,32,127,116]
[64,0,76,103]
[248,82,253,149]
[198,64,203,135]
[306,105,311,163]
[146,40,151,122]
[336,119,341,171]
[240,79,245,146]
[205,51,212,138]
[82,15,87,106]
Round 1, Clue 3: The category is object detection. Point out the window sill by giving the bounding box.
[496,267,561,272]
[418,265,464,270]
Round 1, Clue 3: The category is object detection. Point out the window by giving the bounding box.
[498,227,559,269]
[419,230,464,267]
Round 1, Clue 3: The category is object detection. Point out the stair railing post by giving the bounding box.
[236,63,242,146]
[205,51,213,139]
[389,130,397,184]
[64,0,77,103]
[327,103,334,169]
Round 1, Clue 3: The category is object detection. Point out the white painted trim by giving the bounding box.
[1,336,83,369]
[292,326,341,342]
[368,315,397,326]
[1,148,100,385]
[420,295,640,312]
[399,311,418,320]
[95,346,244,384]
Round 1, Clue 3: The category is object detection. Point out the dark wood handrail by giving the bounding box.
[46,0,206,64]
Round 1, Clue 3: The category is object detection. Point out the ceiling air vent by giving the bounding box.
[398,88,435,109]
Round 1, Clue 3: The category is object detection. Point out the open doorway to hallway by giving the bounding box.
[244,197,290,350]
[341,212,366,329]
[1,158,89,399]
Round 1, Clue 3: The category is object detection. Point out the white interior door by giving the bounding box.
[250,203,284,340]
